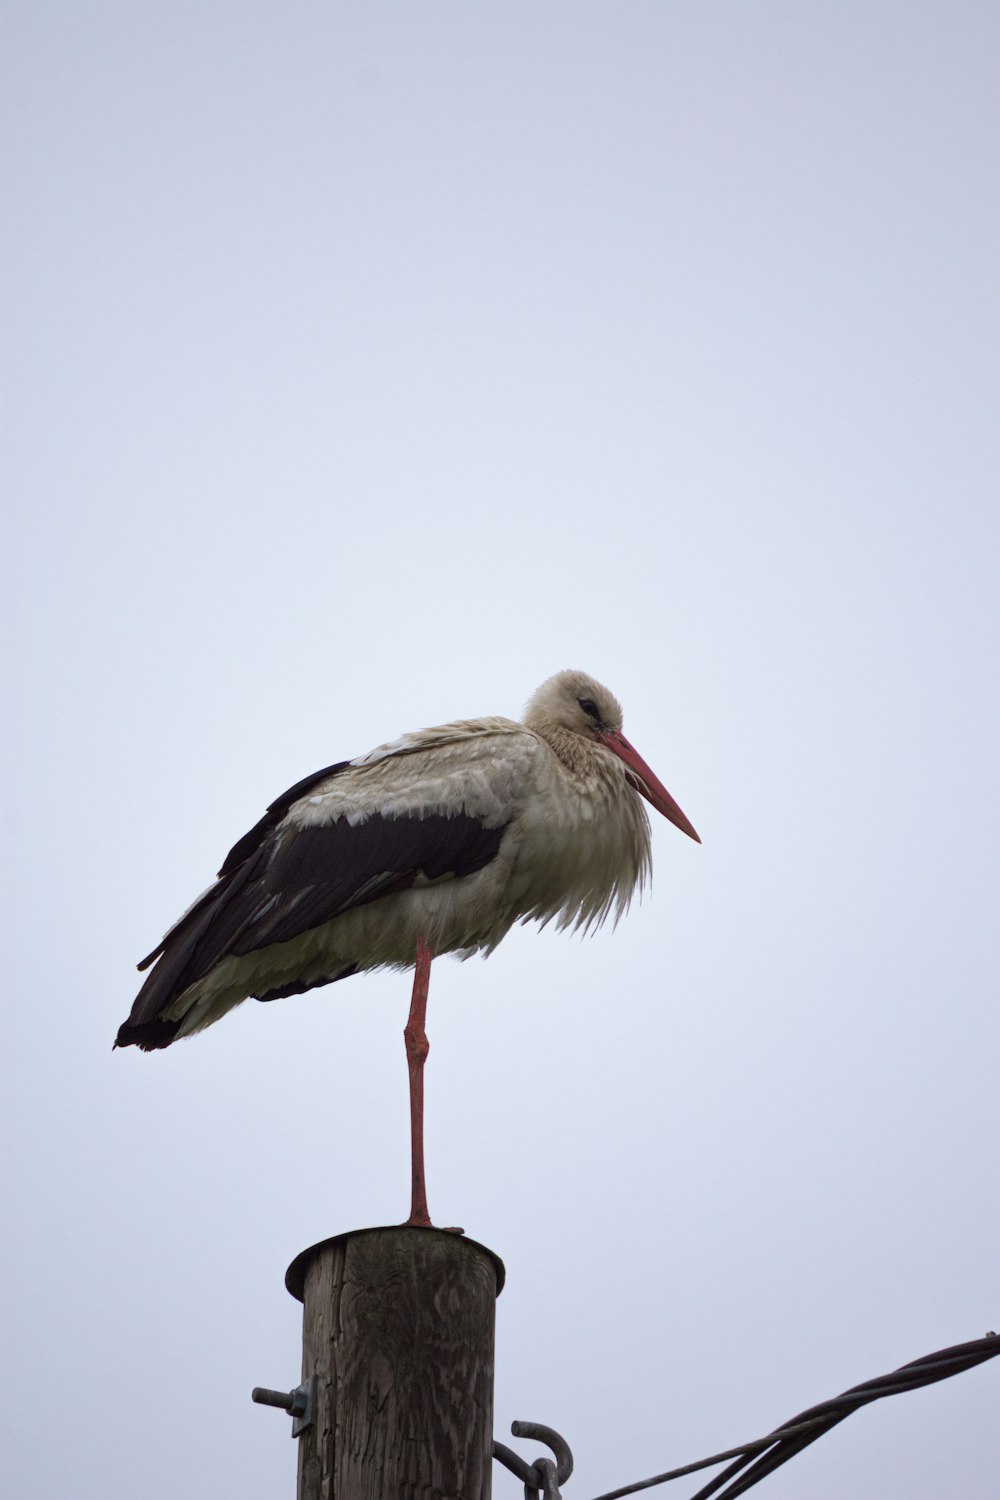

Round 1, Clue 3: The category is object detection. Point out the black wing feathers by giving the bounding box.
[136,761,353,972]
[237,814,504,952]
[255,964,359,1004]
[121,789,508,1048]
[218,760,352,876]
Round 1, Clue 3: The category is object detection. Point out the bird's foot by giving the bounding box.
[401,1215,465,1235]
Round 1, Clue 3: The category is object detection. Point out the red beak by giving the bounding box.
[598,730,701,843]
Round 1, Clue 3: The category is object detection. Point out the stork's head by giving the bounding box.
[524,670,701,843]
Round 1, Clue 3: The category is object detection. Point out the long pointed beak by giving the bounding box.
[597,730,701,843]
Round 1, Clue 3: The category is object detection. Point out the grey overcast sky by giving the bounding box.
[2,4,997,1497]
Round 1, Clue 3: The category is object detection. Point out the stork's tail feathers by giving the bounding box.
[114,1015,182,1052]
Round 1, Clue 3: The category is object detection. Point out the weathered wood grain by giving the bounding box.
[293,1227,503,1500]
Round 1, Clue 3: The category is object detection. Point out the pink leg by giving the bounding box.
[403,938,433,1227]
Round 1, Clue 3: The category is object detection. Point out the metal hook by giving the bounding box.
[493,1420,574,1497]
[511,1422,574,1485]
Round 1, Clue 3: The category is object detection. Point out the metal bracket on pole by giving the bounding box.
[251,1374,317,1438]
[493,1419,574,1498]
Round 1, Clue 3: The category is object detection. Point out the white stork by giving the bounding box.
[116,670,699,1226]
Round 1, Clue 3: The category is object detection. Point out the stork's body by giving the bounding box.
[116,671,699,1225]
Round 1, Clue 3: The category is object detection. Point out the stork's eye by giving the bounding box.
[578,697,600,721]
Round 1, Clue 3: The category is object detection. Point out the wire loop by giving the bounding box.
[494,1419,575,1497]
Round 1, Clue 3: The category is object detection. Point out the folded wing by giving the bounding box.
[116,721,532,1050]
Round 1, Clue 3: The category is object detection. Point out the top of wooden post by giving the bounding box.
[284,1224,506,1302]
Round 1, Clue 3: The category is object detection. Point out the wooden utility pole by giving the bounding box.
[283,1225,505,1500]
